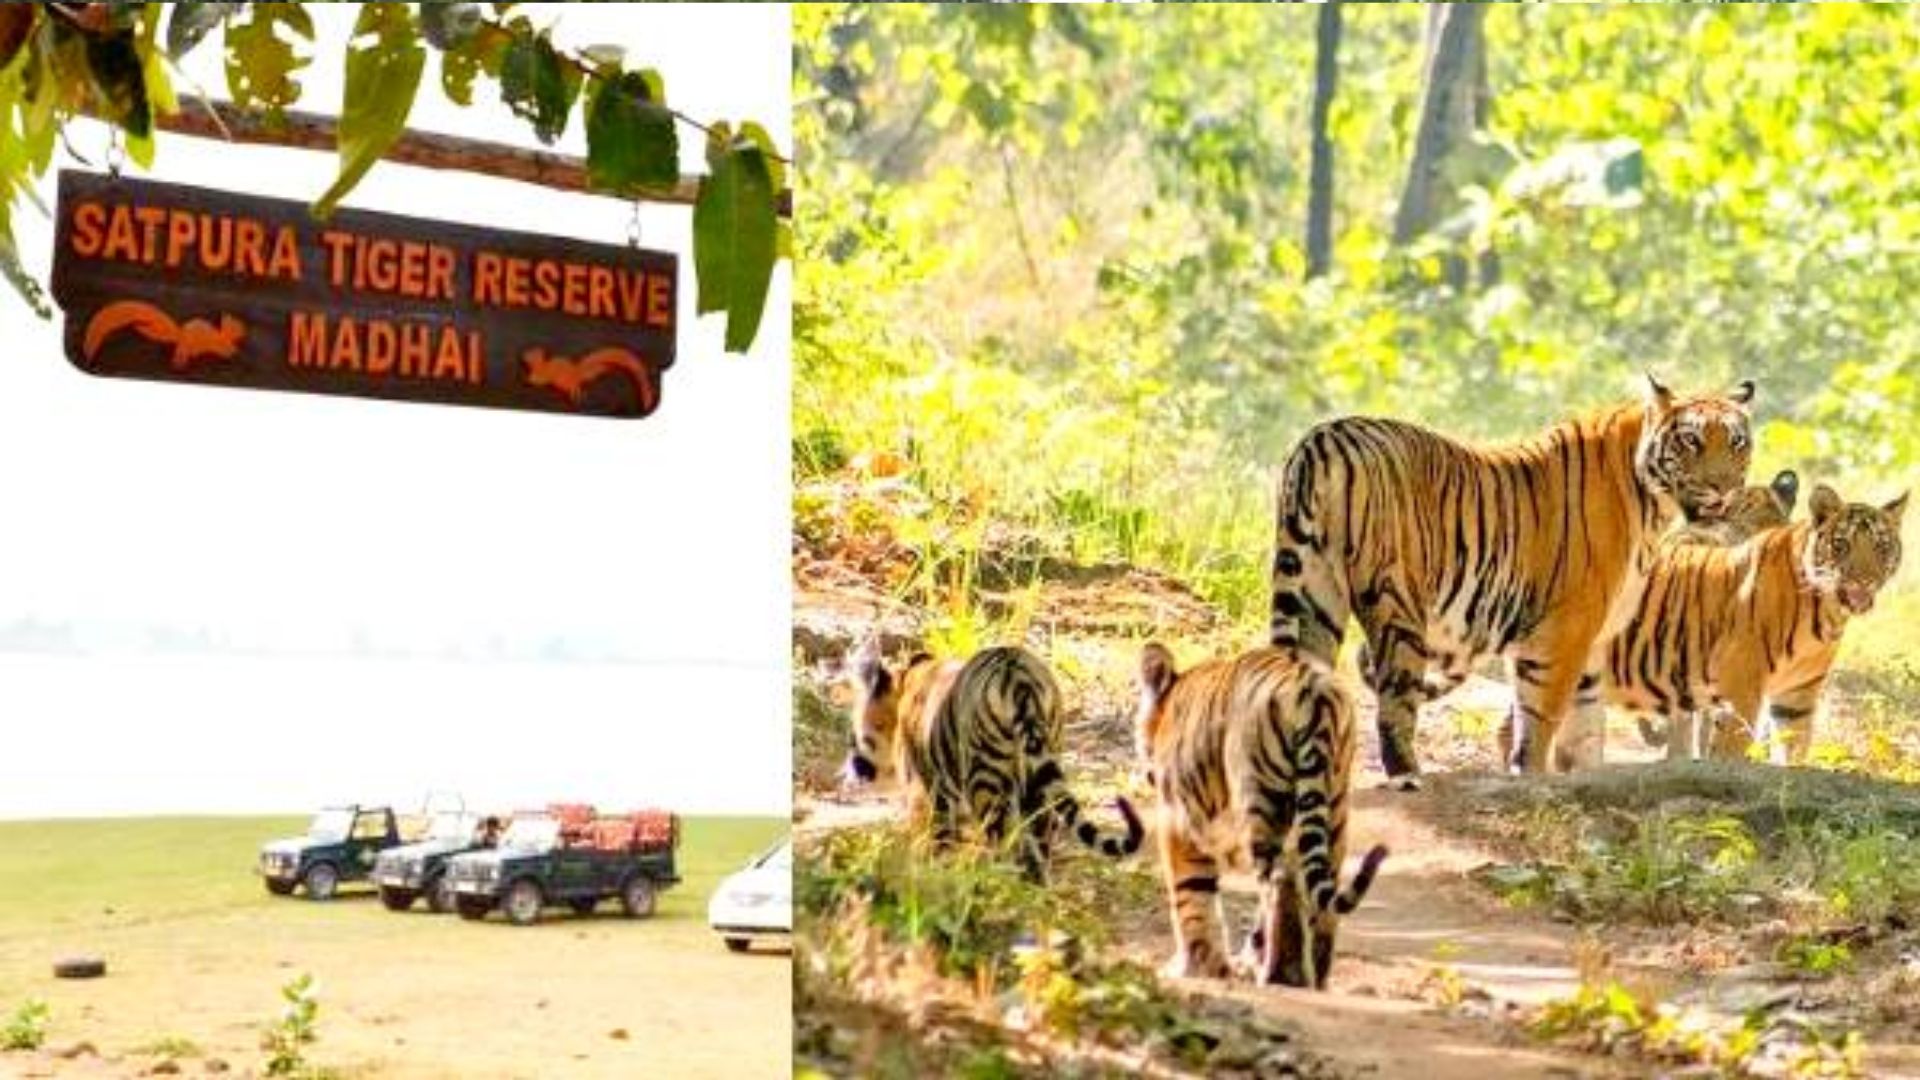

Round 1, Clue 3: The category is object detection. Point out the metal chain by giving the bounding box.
[105,128,125,178]
[627,199,643,248]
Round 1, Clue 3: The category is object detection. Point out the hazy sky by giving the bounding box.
[0,4,793,816]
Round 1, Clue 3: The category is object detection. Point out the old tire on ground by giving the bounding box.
[569,898,596,916]
[427,876,456,915]
[724,937,751,954]
[620,876,656,918]
[504,880,544,926]
[379,887,417,912]
[52,956,107,979]
[302,863,339,901]
[264,879,296,897]
[455,897,492,921]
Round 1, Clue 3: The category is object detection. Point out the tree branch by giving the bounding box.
[148,99,792,218]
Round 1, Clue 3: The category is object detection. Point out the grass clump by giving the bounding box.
[1,1000,49,1052]
[796,822,1335,1078]
[1534,978,1867,1078]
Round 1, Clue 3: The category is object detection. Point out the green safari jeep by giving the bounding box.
[444,810,679,926]
[259,805,402,900]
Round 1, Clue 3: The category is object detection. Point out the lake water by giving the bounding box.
[0,651,790,819]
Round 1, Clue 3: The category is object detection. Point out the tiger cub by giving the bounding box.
[845,642,1142,879]
[1633,469,1799,759]
[1134,642,1387,988]
[1578,483,1905,763]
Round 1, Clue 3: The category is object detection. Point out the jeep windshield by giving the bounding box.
[428,812,473,842]
[307,809,355,843]
[499,817,560,854]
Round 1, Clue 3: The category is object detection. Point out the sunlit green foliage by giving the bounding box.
[796,3,1920,617]
[0,3,784,351]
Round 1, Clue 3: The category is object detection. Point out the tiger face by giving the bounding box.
[844,641,913,785]
[1803,484,1908,615]
[1637,374,1756,525]
[1669,469,1798,547]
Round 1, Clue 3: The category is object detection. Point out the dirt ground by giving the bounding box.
[0,819,789,1079]
[801,766,1920,1079]
[4,905,789,1079]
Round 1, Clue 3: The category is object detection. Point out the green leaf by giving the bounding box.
[224,4,313,118]
[165,2,237,60]
[140,5,178,118]
[500,26,579,145]
[313,3,424,220]
[85,31,150,139]
[695,128,779,354]
[586,70,678,194]
[441,50,478,107]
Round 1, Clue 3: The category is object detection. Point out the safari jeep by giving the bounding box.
[259,805,402,900]
[445,805,679,926]
[372,810,504,914]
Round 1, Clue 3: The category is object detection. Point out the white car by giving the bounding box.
[707,839,791,953]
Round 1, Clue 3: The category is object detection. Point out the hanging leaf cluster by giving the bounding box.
[0,2,786,353]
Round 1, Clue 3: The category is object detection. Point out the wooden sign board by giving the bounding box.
[49,170,675,419]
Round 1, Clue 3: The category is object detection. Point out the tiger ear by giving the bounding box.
[1643,371,1674,412]
[1810,483,1844,526]
[1770,470,1800,515]
[1138,642,1178,701]
[1882,491,1909,525]
[1729,379,1756,406]
[850,639,891,695]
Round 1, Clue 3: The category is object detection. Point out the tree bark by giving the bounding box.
[1392,3,1487,246]
[1305,1,1342,280]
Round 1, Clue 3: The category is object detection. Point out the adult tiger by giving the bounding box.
[1563,483,1905,765]
[844,642,1143,879]
[1269,375,1756,784]
[1363,470,1799,764]
[1133,642,1387,988]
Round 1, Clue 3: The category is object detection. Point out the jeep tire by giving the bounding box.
[379,886,417,912]
[302,862,339,901]
[504,879,544,926]
[620,876,656,918]
[427,875,456,915]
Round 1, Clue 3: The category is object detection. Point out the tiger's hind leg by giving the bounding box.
[1157,824,1229,980]
[1360,615,1430,788]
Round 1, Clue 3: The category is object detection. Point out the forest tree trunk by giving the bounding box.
[1392,3,1488,247]
[1305,1,1342,280]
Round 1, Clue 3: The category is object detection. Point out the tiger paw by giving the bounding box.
[1161,950,1229,981]
[1385,773,1424,792]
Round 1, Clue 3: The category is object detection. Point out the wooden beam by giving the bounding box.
[154,99,792,218]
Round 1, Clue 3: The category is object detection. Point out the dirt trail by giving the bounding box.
[799,781,1619,1079]
[1162,786,1616,1080]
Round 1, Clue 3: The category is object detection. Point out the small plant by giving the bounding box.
[1778,935,1855,978]
[1,1000,50,1052]
[1418,941,1468,1007]
[135,1034,203,1062]
[263,974,321,1078]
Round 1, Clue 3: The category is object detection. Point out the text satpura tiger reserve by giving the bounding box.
[65,199,674,388]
